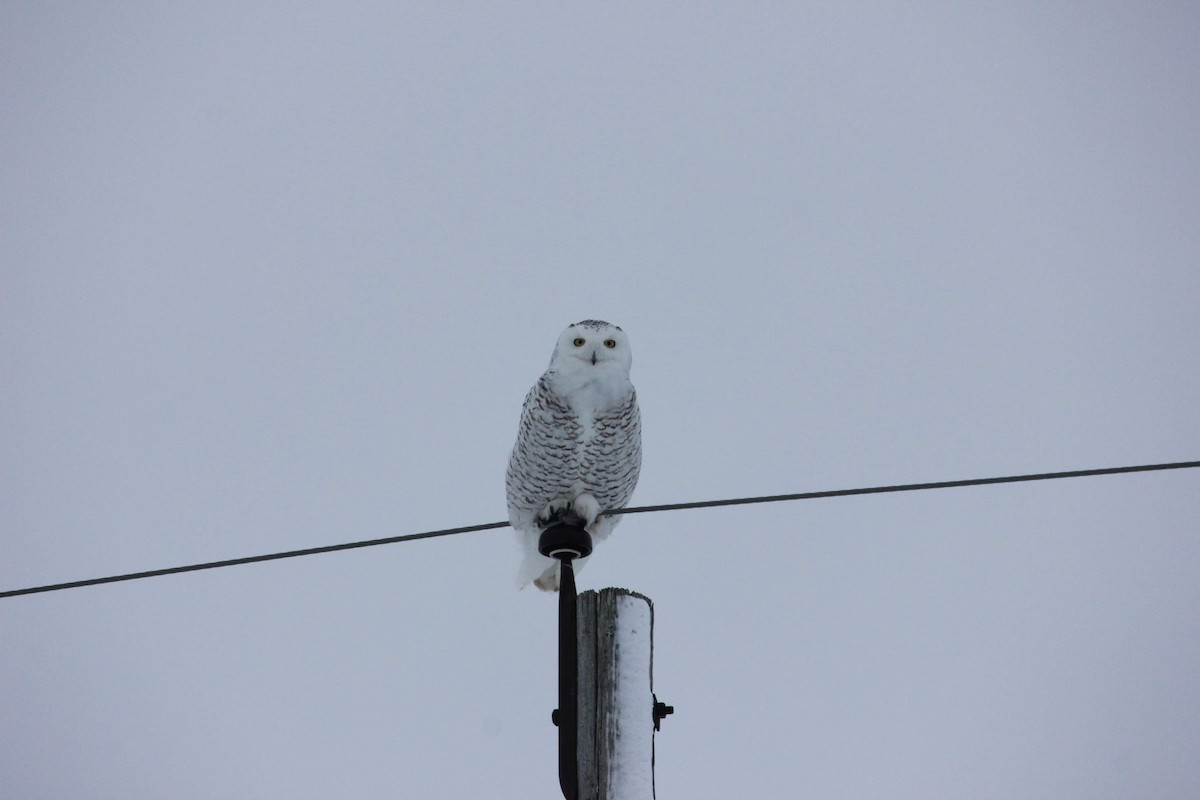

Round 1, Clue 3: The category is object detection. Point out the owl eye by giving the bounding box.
[604,339,617,348]
[573,337,586,347]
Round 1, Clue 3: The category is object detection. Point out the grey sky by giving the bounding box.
[3,4,1198,798]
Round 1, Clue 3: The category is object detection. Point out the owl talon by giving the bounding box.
[535,499,572,528]
[572,494,602,528]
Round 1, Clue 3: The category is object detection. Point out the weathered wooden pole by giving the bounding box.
[577,588,668,800]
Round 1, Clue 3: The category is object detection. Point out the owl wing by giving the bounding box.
[506,374,580,531]
[582,389,642,519]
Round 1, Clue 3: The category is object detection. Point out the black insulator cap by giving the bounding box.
[538,522,593,560]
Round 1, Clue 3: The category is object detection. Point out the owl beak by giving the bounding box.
[591,351,598,365]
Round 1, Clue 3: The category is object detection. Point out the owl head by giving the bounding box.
[549,320,632,375]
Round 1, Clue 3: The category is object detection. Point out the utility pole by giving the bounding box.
[541,523,672,800]
[578,587,667,800]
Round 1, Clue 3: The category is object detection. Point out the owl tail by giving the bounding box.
[516,549,558,592]
[516,552,590,592]
[532,563,559,592]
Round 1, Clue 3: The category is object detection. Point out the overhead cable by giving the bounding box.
[2,459,1196,599]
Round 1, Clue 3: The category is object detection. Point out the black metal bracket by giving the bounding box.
[653,694,674,731]
[539,521,592,800]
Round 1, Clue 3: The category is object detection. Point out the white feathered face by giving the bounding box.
[550,320,632,374]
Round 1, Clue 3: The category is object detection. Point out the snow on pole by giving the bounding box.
[578,588,657,800]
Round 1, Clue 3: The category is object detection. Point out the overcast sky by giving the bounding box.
[3,3,1198,798]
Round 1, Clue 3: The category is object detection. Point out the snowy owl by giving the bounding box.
[506,320,642,591]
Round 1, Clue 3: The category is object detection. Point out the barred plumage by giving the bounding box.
[506,320,642,591]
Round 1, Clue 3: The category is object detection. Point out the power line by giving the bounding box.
[2,459,1197,599]
[606,460,1200,516]
[0,521,510,599]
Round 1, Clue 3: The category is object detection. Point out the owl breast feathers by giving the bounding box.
[506,320,642,591]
